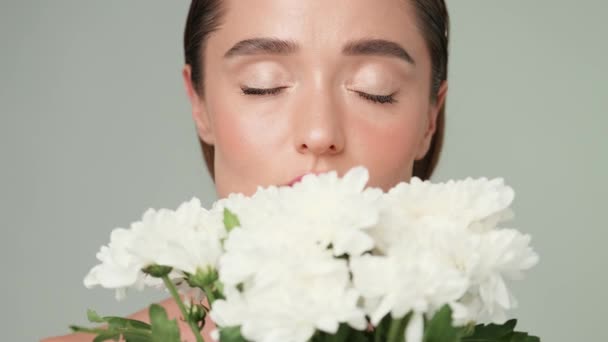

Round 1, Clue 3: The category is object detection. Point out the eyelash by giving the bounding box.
[240,86,397,105]
[355,91,398,104]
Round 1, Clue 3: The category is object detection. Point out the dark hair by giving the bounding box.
[184,0,449,181]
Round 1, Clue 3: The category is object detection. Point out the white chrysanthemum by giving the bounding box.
[83,227,148,300]
[212,186,288,229]
[84,166,539,342]
[84,197,226,300]
[390,177,514,222]
[371,177,515,254]
[385,218,538,327]
[130,198,226,275]
[210,215,367,342]
[213,166,383,258]
[351,218,477,342]
[278,166,383,256]
[454,228,539,324]
[350,221,470,326]
[351,176,538,341]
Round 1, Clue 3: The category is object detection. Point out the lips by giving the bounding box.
[285,174,310,187]
[285,171,326,187]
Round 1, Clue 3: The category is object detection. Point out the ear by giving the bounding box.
[182,65,215,145]
[415,80,448,160]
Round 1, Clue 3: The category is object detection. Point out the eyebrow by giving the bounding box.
[223,37,415,65]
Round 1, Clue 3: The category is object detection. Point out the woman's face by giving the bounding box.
[183,0,447,198]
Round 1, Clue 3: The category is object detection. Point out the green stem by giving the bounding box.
[374,325,383,342]
[386,316,405,342]
[203,285,217,306]
[162,275,205,342]
[70,325,152,339]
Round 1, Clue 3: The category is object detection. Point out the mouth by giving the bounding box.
[284,171,325,187]
[284,174,310,187]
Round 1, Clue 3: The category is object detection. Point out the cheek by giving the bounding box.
[214,112,266,166]
[348,109,426,190]
[208,95,290,196]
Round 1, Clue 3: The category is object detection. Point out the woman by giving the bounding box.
[44,0,449,340]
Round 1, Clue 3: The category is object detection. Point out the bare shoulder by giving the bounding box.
[40,332,94,342]
[40,296,216,342]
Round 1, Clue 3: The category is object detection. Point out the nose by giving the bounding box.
[293,90,345,156]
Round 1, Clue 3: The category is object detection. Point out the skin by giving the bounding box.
[43,0,446,340]
[188,0,447,198]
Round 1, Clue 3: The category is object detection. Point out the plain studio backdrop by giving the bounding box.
[1,1,606,341]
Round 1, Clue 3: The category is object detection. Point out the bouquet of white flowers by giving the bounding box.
[71,166,540,342]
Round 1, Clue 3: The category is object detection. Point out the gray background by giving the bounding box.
[1,1,606,341]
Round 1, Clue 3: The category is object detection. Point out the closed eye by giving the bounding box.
[354,91,398,104]
[240,86,397,105]
[240,86,286,96]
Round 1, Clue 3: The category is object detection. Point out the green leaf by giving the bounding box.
[149,304,181,342]
[507,331,541,342]
[74,309,154,342]
[373,314,393,342]
[423,305,465,342]
[69,325,107,335]
[219,326,247,342]
[387,313,412,342]
[463,322,513,341]
[87,309,106,323]
[92,331,121,342]
[331,323,351,342]
[524,335,540,342]
[309,323,371,342]
[462,319,541,342]
[347,330,373,342]
[105,316,152,331]
[121,330,153,342]
[223,208,241,231]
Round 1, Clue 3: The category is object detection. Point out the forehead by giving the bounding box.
[206,0,429,67]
